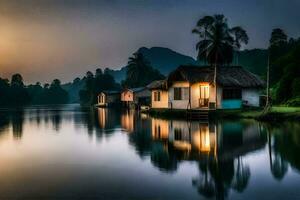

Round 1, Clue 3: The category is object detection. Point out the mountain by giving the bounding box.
[107,47,199,82]
[138,47,198,75]
[238,49,268,78]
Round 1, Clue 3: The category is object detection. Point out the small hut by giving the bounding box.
[97,91,120,107]
[121,87,151,108]
[147,80,169,109]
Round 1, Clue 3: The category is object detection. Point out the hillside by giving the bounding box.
[108,47,199,82]
[108,47,268,82]
[238,49,268,78]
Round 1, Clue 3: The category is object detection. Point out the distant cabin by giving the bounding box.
[148,65,265,110]
[147,80,169,109]
[97,91,120,107]
[121,87,151,108]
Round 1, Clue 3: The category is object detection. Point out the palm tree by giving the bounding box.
[123,52,164,88]
[192,14,235,108]
[192,15,214,63]
[124,52,150,87]
[269,28,287,47]
[230,26,249,65]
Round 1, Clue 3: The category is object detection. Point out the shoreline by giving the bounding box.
[145,107,300,122]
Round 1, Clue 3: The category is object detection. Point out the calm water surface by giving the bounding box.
[0,105,299,200]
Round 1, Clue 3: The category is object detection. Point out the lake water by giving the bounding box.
[0,105,299,200]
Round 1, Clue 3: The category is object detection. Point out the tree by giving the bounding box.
[268,28,289,87]
[0,78,10,105]
[193,14,244,108]
[11,74,24,87]
[230,26,249,65]
[9,74,30,105]
[122,52,165,88]
[79,69,120,105]
[192,14,235,66]
[192,15,214,63]
[270,28,287,47]
[45,79,69,104]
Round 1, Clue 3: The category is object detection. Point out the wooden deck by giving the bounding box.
[186,108,214,120]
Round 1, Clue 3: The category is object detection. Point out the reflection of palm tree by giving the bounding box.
[151,142,178,172]
[271,154,288,180]
[267,128,288,180]
[231,157,250,192]
[192,162,215,198]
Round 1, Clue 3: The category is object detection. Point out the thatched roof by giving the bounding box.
[167,65,265,88]
[147,80,168,90]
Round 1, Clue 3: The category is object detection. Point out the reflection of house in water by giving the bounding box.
[151,119,266,161]
[121,110,136,133]
[152,119,169,141]
[217,121,266,160]
[97,108,120,130]
[152,119,217,158]
[151,119,267,199]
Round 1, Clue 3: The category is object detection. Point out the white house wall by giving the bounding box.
[151,90,169,109]
[242,89,260,107]
[168,82,190,109]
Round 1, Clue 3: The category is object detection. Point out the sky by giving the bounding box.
[0,0,299,84]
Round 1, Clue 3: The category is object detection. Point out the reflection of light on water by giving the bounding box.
[151,119,169,140]
[121,111,134,133]
[200,125,210,152]
[173,141,192,151]
[98,108,106,128]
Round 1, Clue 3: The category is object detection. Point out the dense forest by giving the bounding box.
[79,68,120,106]
[268,29,300,105]
[0,74,68,106]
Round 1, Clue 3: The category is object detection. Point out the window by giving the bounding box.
[174,88,181,100]
[174,128,183,140]
[154,125,161,138]
[223,88,242,100]
[174,87,189,100]
[154,91,161,101]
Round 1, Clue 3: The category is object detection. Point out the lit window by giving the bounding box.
[154,91,161,101]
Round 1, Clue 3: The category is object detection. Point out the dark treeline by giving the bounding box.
[79,53,164,105]
[268,28,300,105]
[0,74,68,107]
[79,68,120,105]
